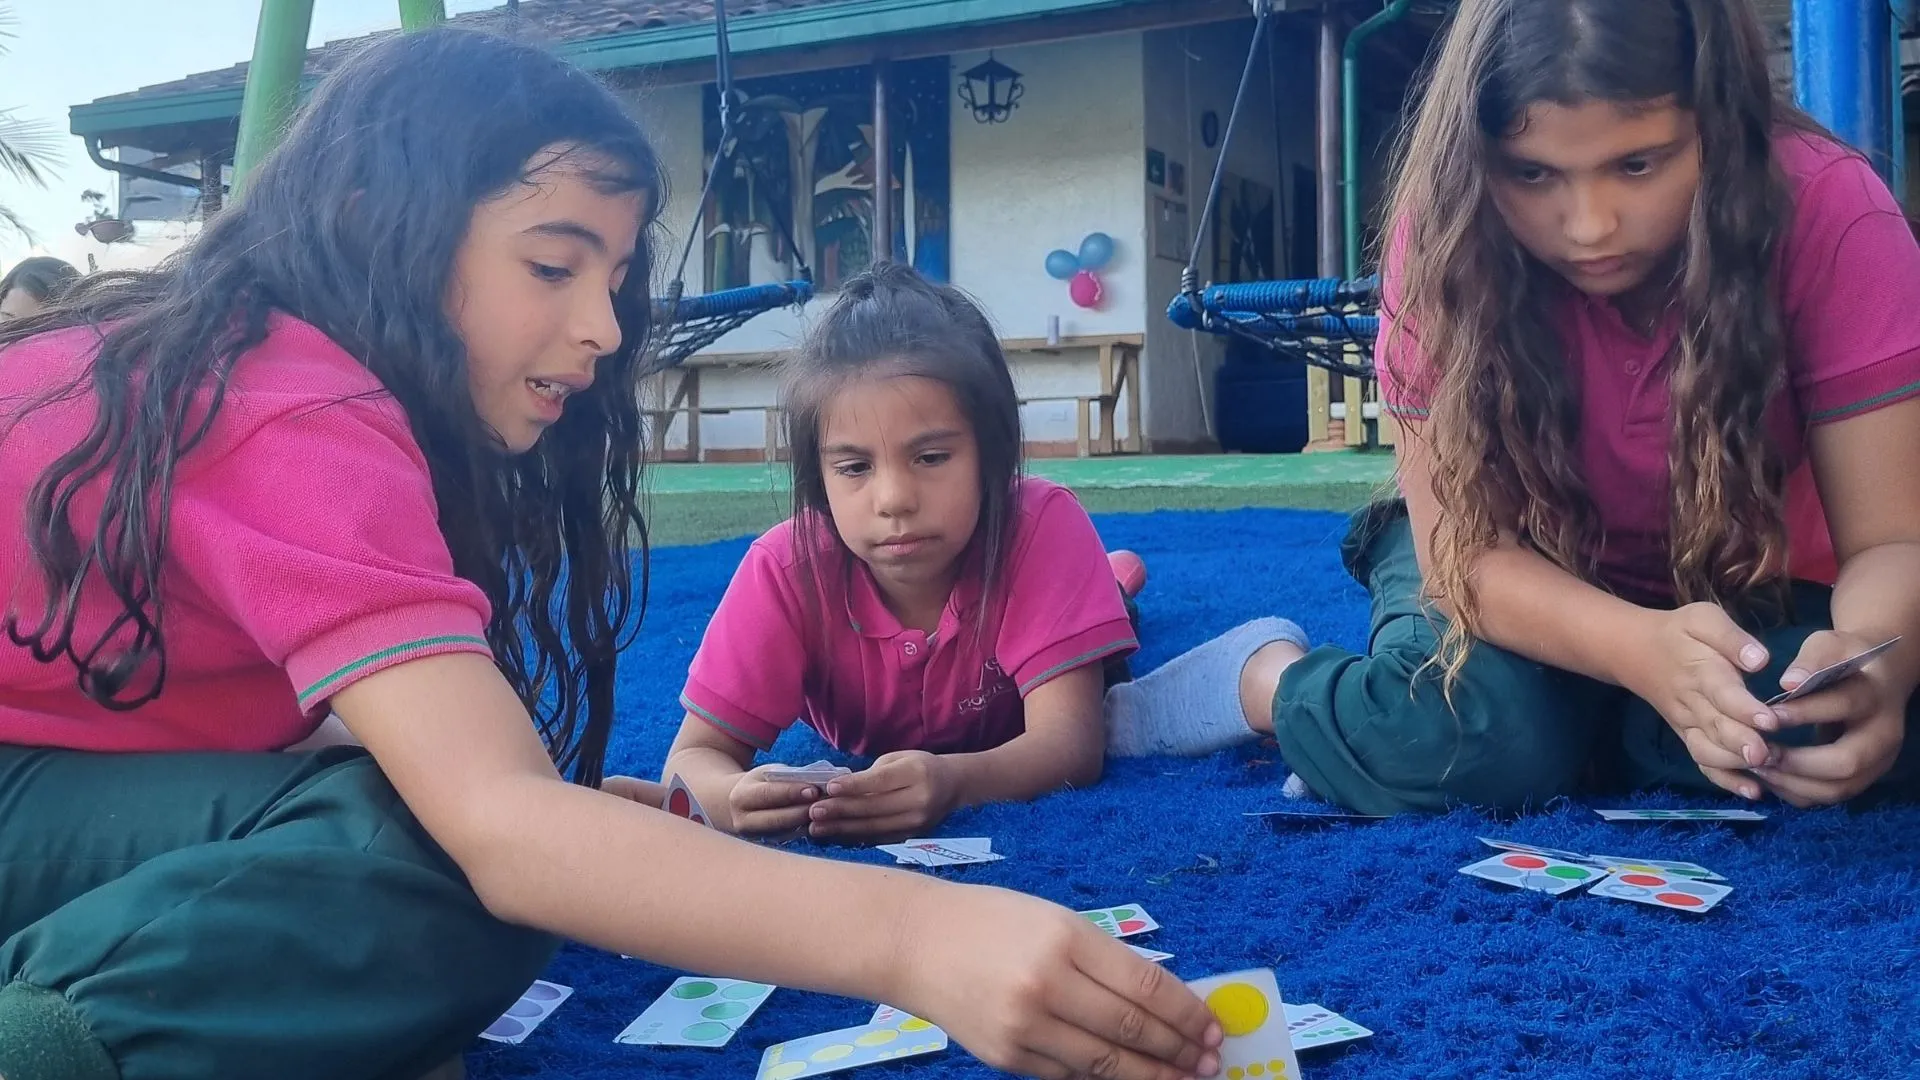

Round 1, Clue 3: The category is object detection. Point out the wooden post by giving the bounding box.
[1310,6,1343,445]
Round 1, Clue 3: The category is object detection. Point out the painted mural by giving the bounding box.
[702,57,952,293]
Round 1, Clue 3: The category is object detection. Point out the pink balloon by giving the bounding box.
[1069,269,1103,309]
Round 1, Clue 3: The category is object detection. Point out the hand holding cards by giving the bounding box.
[1768,635,1902,706]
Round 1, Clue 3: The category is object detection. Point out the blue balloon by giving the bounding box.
[1044,249,1080,281]
[1077,232,1116,271]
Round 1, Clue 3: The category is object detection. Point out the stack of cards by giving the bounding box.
[1462,838,1734,913]
[1188,968,1304,1080]
[479,980,572,1045]
[876,837,1002,867]
[614,977,775,1048]
[764,760,853,784]
[753,1003,949,1078]
[1593,808,1768,823]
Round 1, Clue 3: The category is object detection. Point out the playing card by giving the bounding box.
[664,773,713,828]
[1188,969,1303,1080]
[1594,808,1768,822]
[1078,903,1160,938]
[1477,837,1601,865]
[1766,636,1901,705]
[1459,852,1605,895]
[1286,1003,1374,1051]
[1247,809,1390,829]
[876,839,1002,867]
[1128,944,1174,963]
[1588,855,1725,882]
[1590,869,1733,913]
[755,1010,949,1079]
[614,977,774,1048]
[479,980,572,1045]
[765,760,852,784]
[909,836,991,854]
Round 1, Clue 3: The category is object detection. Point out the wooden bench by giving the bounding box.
[642,333,1143,462]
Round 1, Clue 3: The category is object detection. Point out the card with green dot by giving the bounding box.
[615,976,775,1048]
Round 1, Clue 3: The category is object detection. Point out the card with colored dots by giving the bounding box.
[877,837,1001,867]
[753,1008,949,1079]
[664,773,713,828]
[1594,808,1768,822]
[1285,1003,1374,1051]
[1187,968,1303,1080]
[478,980,572,1045]
[614,976,775,1047]
[1078,903,1160,938]
[1459,852,1605,895]
[1477,837,1600,866]
[1590,869,1733,913]
[1588,855,1725,882]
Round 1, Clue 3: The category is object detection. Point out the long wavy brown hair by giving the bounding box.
[1385,0,1812,681]
[0,29,661,786]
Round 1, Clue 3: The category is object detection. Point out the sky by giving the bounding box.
[0,0,497,270]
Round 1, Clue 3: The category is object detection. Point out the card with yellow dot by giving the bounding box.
[753,1008,949,1079]
[1186,967,1303,1080]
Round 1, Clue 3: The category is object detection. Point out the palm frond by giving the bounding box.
[0,200,35,243]
[0,109,59,187]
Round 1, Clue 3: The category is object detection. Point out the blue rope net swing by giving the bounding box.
[644,0,812,373]
[1165,0,1380,382]
[1166,275,1379,381]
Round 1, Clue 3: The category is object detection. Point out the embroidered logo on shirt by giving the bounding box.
[958,658,1015,714]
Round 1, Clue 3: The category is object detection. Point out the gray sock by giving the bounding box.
[1104,617,1309,758]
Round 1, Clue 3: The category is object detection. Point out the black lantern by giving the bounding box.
[959,54,1024,124]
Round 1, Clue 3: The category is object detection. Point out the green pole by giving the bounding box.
[398,0,447,31]
[231,0,316,199]
[1341,0,1412,277]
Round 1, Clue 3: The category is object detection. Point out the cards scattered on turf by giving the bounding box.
[1460,852,1604,895]
[1188,968,1304,1080]
[664,773,713,828]
[1589,869,1733,913]
[1594,808,1767,822]
[1287,1002,1374,1051]
[753,1005,948,1079]
[764,760,853,784]
[614,977,774,1047]
[1079,903,1160,938]
[877,837,1002,867]
[480,980,572,1045]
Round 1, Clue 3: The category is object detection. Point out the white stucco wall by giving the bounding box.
[1139,19,1307,449]
[625,33,1147,456]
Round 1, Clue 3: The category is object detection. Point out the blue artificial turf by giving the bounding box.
[466,507,1920,1080]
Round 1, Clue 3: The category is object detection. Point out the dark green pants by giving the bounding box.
[0,745,556,1080]
[1272,501,1920,815]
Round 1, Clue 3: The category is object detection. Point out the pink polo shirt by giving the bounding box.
[0,315,496,752]
[1379,132,1920,603]
[681,477,1136,756]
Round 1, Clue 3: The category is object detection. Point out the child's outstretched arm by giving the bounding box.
[662,713,824,836]
[335,653,1221,1080]
[807,665,1105,842]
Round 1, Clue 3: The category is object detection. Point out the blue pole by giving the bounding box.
[1794,0,1894,183]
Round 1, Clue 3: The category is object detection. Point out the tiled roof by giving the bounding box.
[92,0,853,103]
